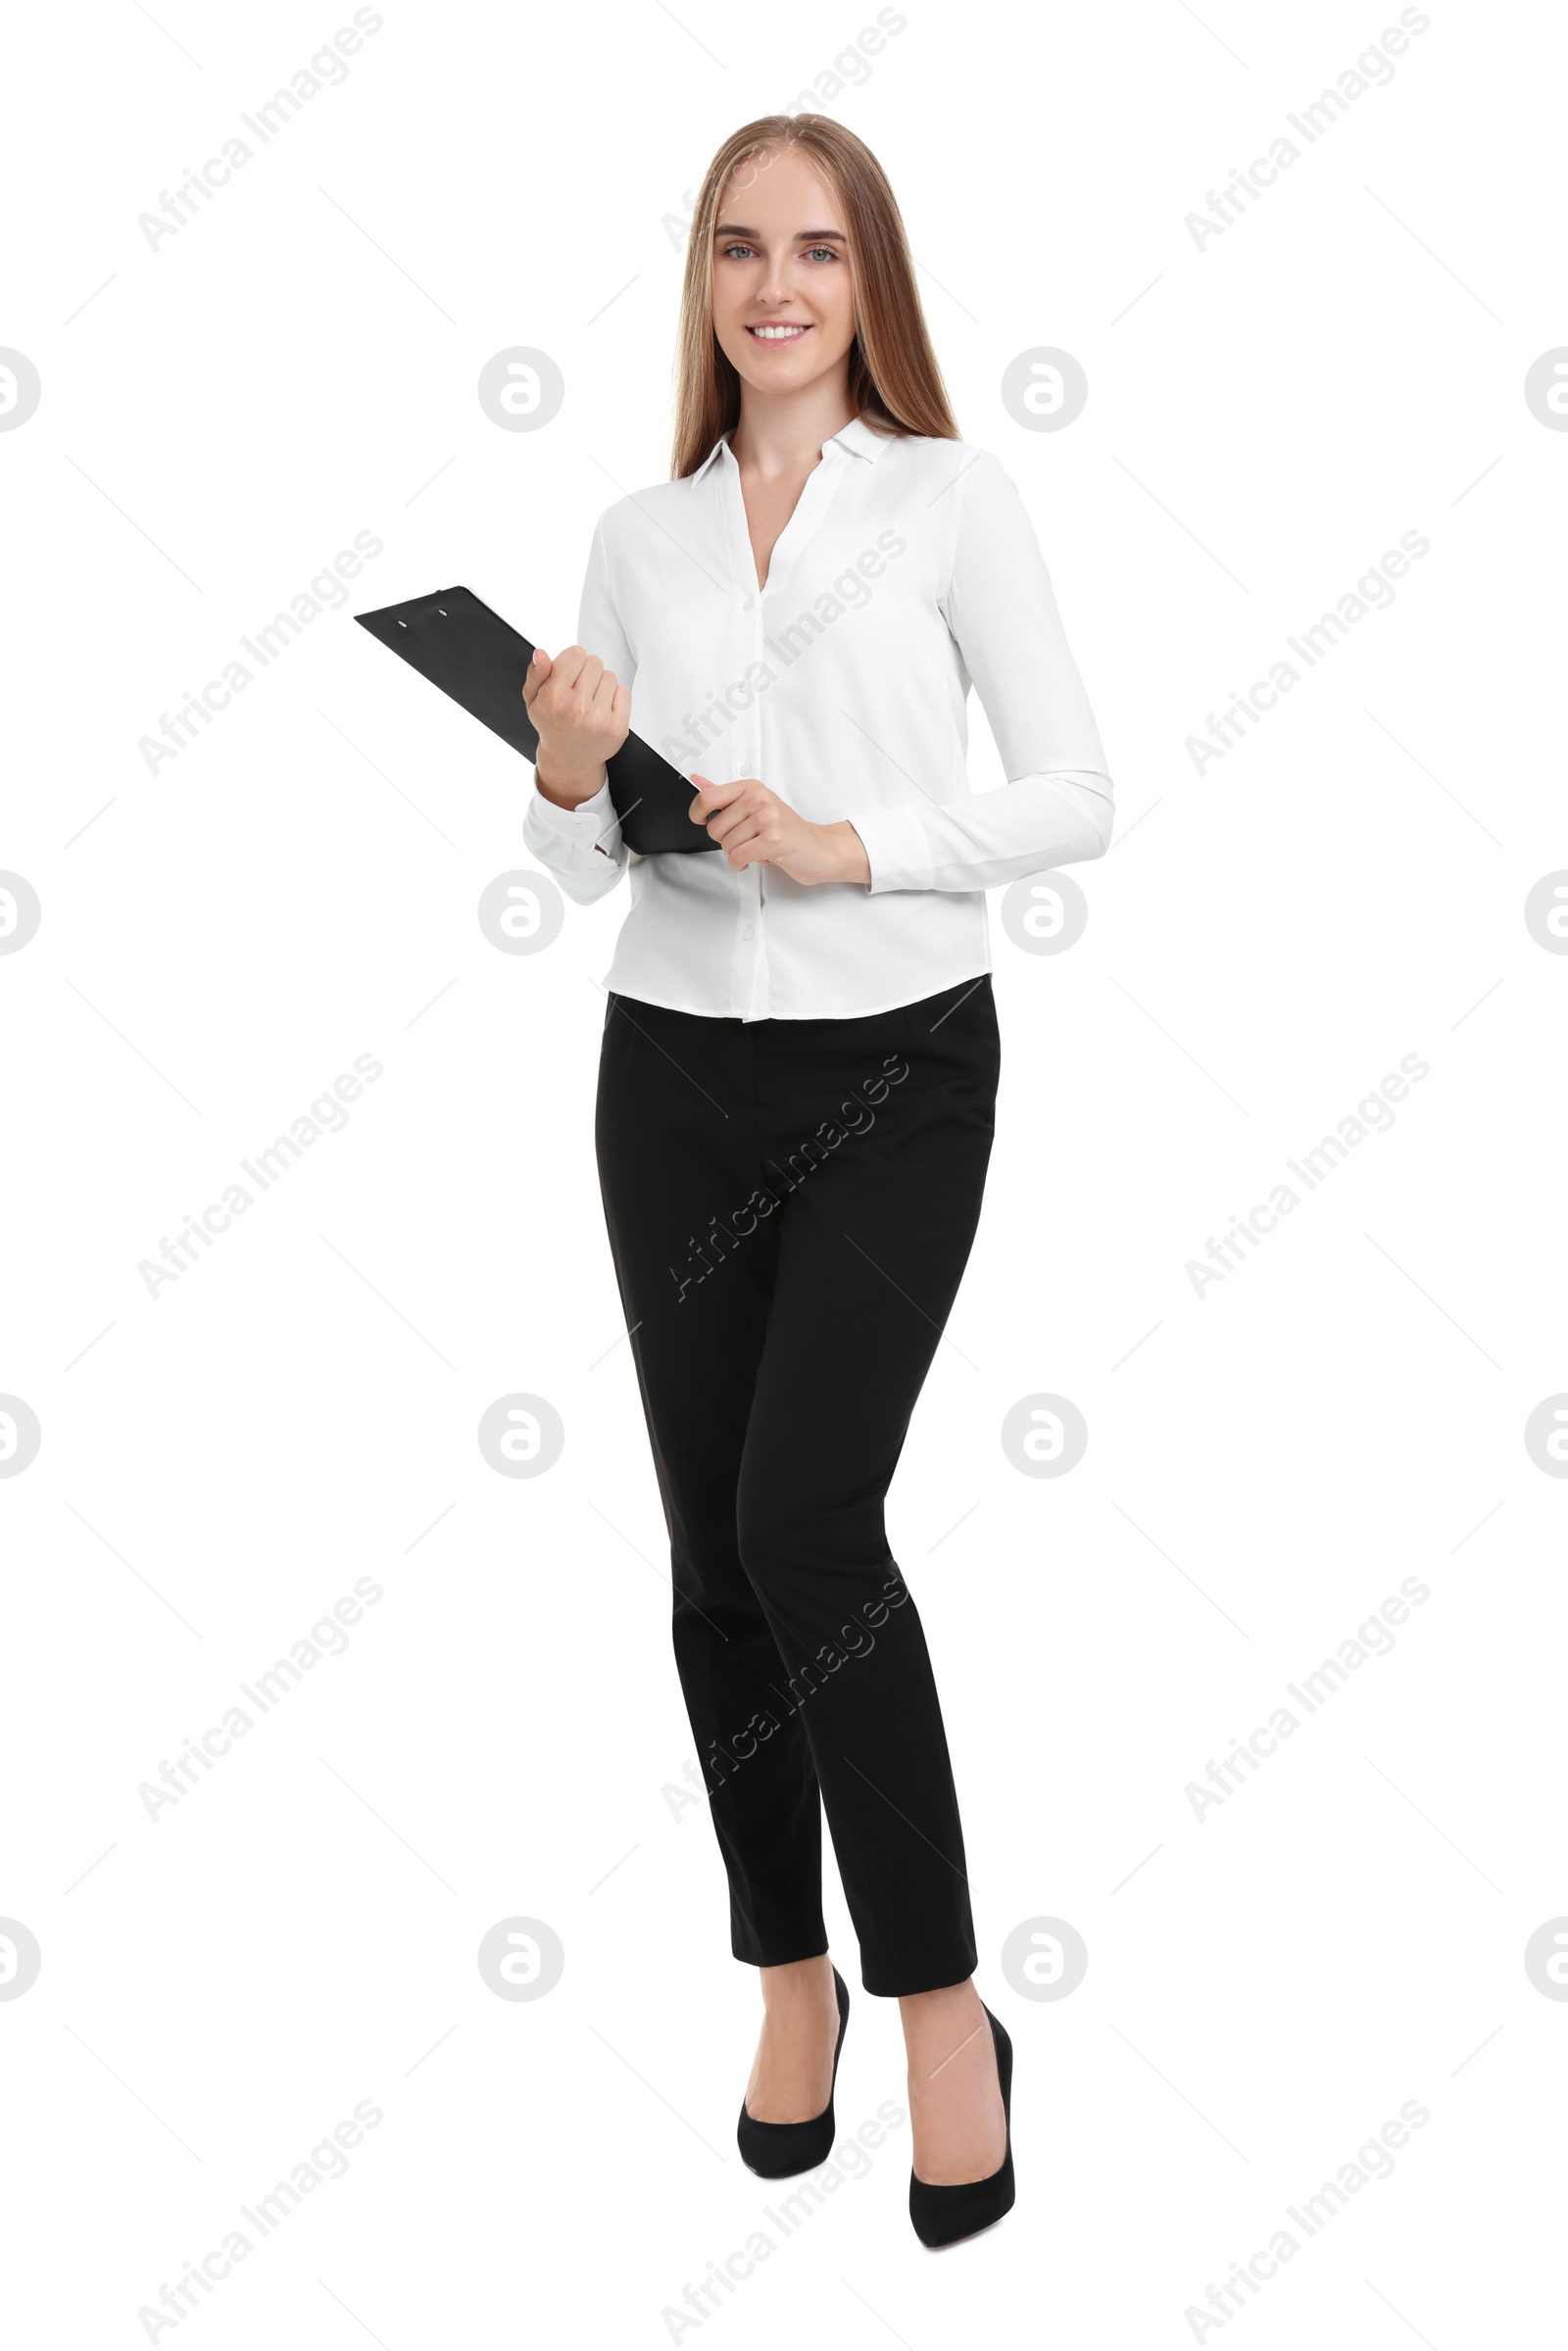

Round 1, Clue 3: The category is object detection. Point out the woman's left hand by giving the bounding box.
[688,773,871,887]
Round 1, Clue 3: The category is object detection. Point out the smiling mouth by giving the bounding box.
[747,323,811,343]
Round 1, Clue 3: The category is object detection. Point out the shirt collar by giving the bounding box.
[691,412,893,482]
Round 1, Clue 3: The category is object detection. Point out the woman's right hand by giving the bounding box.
[523,645,631,808]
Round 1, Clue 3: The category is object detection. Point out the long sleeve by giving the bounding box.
[850,450,1114,894]
[520,511,633,905]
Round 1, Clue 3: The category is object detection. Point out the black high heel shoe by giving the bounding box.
[907,2003,1014,2248]
[736,1965,851,2179]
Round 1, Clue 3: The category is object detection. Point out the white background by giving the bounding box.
[3,0,1565,2342]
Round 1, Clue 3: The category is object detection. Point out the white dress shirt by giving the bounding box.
[522,413,1113,1021]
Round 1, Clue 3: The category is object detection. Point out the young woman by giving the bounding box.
[521,114,1113,2248]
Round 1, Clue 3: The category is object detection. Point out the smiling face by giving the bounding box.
[710,142,857,399]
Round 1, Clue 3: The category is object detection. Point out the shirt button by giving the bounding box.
[741,595,755,611]
[742,923,755,941]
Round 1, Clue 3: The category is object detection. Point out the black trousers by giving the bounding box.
[594,973,1001,1996]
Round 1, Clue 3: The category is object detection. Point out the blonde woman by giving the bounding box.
[522,114,1112,2247]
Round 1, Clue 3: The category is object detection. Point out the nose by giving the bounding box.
[757,253,797,307]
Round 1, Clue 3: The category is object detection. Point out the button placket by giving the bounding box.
[746,526,770,1016]
[716,450,763,1014]
[718,437,853,1019]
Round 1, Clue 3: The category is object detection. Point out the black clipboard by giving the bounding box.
[354,584,716,856]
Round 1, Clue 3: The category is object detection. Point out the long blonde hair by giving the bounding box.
[671,115,958,479]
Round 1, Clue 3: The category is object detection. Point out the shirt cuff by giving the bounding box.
[851,801,936,895]
[529,774,617,853]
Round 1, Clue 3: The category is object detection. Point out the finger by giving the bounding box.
[521,646,552,709]
[688,772,750,820]
[545,644,592,699]
[702,799,757,843]
[690,772,754,802]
